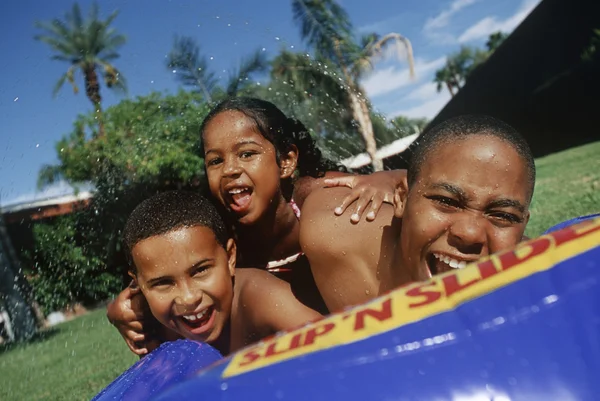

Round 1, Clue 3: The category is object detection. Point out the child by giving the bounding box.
[300,115,535,311]
[123,190,321,356]
[108,97,405,355]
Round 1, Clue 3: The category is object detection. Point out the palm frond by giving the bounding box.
[37,164,64,189]
[365,33,415,79]
[167,36,217,102]
[100,63,127,94]
[226,50,268,96]
[271,51,350,105]
[291,0,354,60]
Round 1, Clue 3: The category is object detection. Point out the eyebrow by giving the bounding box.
[205,139,262,156]
[430,182,468,200]
[488,198,527,213]
[146,258,214,285]
[430,182,526,213]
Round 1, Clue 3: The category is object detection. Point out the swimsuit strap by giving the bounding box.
[266,198,304,273]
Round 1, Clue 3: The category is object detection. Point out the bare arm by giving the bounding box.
[299,187,396,313]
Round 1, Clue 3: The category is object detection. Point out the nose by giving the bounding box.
[447,213,488,256]
[222,155,242,177]
[174,282,201,312]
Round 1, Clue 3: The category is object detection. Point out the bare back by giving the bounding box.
[299,187,400,313]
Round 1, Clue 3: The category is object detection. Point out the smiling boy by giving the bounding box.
[300,115,535,312]
[123,190,321,355]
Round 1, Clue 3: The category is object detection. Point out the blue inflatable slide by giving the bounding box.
[94,216,600,401]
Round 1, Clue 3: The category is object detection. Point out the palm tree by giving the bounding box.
[433,66,458,97]
[280,0,415,171]
[167,36,268,102]
[35,3,127,138]
[486,31,508,52]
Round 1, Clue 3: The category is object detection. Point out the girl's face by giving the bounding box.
[202,110,297,225]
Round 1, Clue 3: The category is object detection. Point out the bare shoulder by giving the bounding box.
[293,171,349,208]
[234,268,321,334]
[235,268,287,298]
[300,187,395,254]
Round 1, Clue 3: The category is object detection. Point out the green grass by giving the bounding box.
[0,309,137,401]
[525,141,600,237]
[0,142,598,400]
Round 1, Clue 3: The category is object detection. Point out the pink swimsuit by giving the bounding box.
[266,199,304,273]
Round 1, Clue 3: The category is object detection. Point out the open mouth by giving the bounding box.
[426,253,470,275]
[226,187,253,213]
[178,305,215,335]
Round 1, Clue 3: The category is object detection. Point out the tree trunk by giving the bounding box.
[0,214,38,342]
[332,40,382,172]
[84,67,105,137]
[349,91,383,171]
[446,81,455,97]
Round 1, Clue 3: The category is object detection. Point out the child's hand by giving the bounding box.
[324,170,407,223]
[106,284,160,356]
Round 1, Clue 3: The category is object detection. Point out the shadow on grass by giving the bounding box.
[0,327,60,355]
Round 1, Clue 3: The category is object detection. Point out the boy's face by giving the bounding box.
[394,135,531,283]
[131,226,236,345]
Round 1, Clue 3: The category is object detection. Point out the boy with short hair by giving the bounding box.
[122,190,321,356]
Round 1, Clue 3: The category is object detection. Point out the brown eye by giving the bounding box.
[206,157,222,166]
[428,195,460,209]
[489,212,522,224]
[239,151,257,159]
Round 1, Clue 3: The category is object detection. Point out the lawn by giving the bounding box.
[525,141,600,237]
[0,309,137,401]
[0,141,598,400]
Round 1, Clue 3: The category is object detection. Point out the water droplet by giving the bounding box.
[35,144,40,148]
[275,36,280,41]
[13,97,19,102]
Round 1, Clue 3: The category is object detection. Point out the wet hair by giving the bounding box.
[123,191,229,268]
[408,114,536,199]
[199,97,346,178]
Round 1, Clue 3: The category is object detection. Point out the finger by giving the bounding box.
[333,191,362,216]
[125,338,148,355]
[365,195,384,221]
[323,176,356,189]
[349,192,374,223]
[126,330,145,343]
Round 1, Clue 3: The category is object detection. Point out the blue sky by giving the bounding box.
[0,0,541,206]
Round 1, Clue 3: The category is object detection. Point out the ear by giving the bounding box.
[127,270,140,290]
[280,144,299,179]
[524,210,531,227]
[226,238,237,277]
[393,175,409,218]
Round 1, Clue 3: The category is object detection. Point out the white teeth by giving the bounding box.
[182,309,208,321]
[228,188,247,194]
[433,253,469,270]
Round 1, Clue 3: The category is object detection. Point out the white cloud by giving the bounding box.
[425,0,479,31]
[458,0,541,43]
[406,81,440,101]
[362,57,446,98]
[423,0,479,43]
[391,82,452,119]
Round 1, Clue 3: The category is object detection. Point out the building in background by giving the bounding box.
[427,0,600,158]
